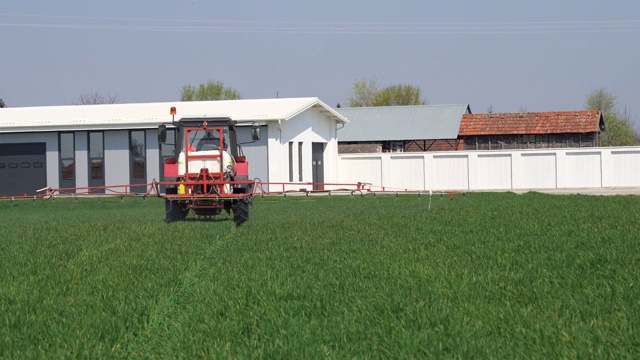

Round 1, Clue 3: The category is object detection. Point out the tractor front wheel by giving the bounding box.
[165,199,189,223]
[232,198,250,226]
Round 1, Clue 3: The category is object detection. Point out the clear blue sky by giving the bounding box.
[1,0,638,120]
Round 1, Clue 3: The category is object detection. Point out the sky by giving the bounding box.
[1,0,639,121]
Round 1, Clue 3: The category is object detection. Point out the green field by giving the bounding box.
[1,193,639,358]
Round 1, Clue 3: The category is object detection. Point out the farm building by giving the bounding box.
[336,104,471,153]
[0,98,347,196]
[459,110,605,150]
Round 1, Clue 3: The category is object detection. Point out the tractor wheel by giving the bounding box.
[232,198,250,226]
[165,199,189,223]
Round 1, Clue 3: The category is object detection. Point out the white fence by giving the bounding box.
[337,147,640,191]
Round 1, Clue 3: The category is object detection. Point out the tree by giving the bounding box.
[181,80,241,101]
[0,98,6,108]
[76,92,120,105]
[346,79,427,107]
[585,88,639,146]
[487,103,494,114]
[602,113,638,146]
[373,84,427,106]
[586,88,616,115]
[346,79,379,107]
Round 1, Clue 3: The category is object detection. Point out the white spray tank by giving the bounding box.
[177,149,236,193]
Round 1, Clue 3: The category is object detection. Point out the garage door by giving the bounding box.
[0,143,47,196]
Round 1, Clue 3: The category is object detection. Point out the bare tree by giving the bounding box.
[76,92,120,105]
[0,98,6,108]
[487,103,494,114]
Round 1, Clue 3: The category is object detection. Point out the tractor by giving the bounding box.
[158,116,260,225]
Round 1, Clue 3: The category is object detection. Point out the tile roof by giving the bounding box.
[459,110,604,136]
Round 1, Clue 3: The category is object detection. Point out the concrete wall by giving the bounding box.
[337,147,640,191]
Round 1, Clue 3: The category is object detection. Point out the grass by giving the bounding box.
[0,192,639,358]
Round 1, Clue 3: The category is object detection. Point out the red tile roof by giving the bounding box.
[459,110,604,136]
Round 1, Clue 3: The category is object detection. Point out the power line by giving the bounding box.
[1,12,639,26]
[0,13,639,34]
[1,22,639,35]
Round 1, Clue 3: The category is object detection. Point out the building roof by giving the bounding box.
[0,97,347,133]
[459,110,604,136]
[336,104,471,142]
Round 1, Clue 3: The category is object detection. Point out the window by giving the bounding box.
[298,142,303,182]
[160,129,176,157]
[288,141,294,182]
[59,133,75,182]
[130,130,146,181]
[159,129,176,192]
[89,132,104,181]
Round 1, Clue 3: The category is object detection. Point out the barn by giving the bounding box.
[459,110,605,150]
[0,98,347,196]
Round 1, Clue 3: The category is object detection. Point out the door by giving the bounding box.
[0,143,47,196]
[312,143,325,190]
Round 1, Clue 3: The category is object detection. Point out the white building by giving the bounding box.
[0,98,347,196]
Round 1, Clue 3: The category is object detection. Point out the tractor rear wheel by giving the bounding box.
[232,198,250,226]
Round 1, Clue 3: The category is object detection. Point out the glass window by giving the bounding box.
[130,131,145,157]
[161,129,176,157]
[60,133,74,158]
[61,159,74,180]
[59,133,75,183]
[89,132,104,183]
[132,158,145,179]
[187,129,228,152]
[298,142,303,182]
[89,132,104,158]
[130,130,146,186]
[91,159,104,180]
[289,142,294,182]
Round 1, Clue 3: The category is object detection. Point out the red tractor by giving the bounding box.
[158,116,260,225]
